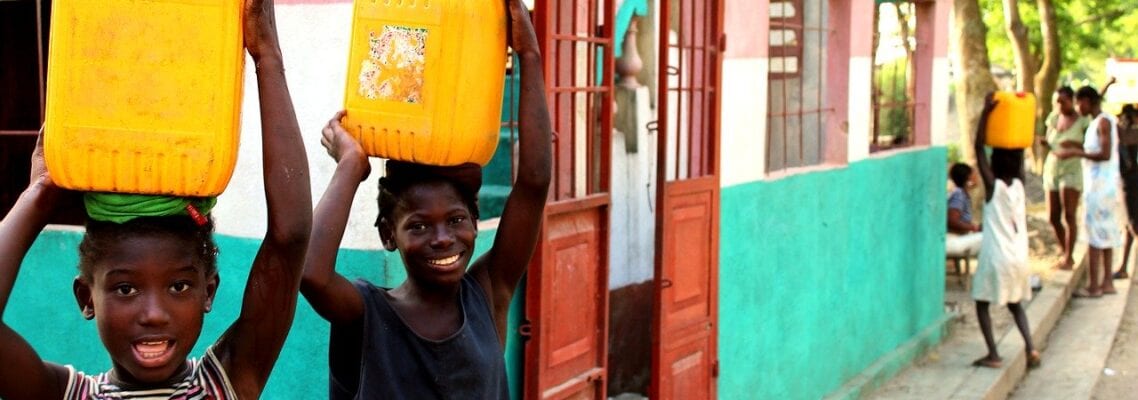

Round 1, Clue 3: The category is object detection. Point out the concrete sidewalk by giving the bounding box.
[1008,278,1131,399]
[864,247,1087,400]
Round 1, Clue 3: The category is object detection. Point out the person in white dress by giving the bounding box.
[970,94,1040,369]
[1054,85,1122,297]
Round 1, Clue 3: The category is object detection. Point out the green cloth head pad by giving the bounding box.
[84,193,217,224]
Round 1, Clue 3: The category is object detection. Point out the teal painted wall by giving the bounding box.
[717,148,947,399]
[4,226,525,399]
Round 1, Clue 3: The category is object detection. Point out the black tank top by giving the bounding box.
[328,275,508,400]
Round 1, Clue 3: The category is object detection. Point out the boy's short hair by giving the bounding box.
[1076,86,1101,104]
[1057,86,1075,99]
[990,148,1024,181]
[949,163,973,189]
[1122,104,1137,117]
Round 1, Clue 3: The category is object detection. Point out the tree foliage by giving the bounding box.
[982,0,1138,84]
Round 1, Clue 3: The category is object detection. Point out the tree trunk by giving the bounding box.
[953,0,998,165]
[1002,0,1035,93]
[1033,0,1061,168]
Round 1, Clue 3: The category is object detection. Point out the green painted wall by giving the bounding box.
[3,226,525,399]
[717,148,947,399]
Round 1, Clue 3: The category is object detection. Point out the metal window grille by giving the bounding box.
[536,0,614,201]
[766,0,831,172]
[661,0,720,181]
[870,1,917,151]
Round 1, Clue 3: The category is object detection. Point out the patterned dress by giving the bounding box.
[64,347,236,400]
[1082,112,1123,249]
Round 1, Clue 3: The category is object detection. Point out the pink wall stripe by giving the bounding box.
[724,0,767,58]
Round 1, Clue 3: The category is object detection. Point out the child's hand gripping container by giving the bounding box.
[43,1,244,197]
[985,91,1037,149]
[343,0,507,166]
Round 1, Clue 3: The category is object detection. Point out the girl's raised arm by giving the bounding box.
[0,131,72,400]
[974,94,998,202]
[214,0,313,397]
[299,111,370,325]
[469,0,553,343]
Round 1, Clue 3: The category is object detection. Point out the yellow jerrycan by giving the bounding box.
[342,0,507,166]
[43,0,245,197]
[985,91,1037,149]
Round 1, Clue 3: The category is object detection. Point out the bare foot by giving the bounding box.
[1103,285,1118,295]
[1027,350,1041,369]
[1114,270,1129,280]
[1074,288,1103,298]
[972,355,1003,368]
[1054,258,1074,270]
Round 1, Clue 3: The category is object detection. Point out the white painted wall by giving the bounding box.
[609,87,658,288]
[847,56,873,163]
[719,58,769,187]
[931,57,951,146]
[213,4,385,250]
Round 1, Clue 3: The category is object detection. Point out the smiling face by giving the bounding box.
[74,234,218,384]
[381,181,477,287]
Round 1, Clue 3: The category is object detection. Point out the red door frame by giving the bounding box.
[651,0,724,398]
[523,0,615,398]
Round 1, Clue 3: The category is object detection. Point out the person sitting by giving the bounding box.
[947,163,982,258]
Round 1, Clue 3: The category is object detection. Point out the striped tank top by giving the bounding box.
[63,347,237,400]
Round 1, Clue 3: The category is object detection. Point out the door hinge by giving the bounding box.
[719,33,727,52]
[518,320,533,340]
[660,278,674,289]
[712,360,720,377]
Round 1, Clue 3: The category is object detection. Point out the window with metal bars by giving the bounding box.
[766,0,829,172]
[538,0,613,201]
[870,1,917,151]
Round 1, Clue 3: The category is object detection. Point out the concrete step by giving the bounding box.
[864,245,1089,400]
[1008,278,1131,399]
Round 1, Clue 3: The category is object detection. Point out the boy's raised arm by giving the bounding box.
[470,0,553,342]
[0,131,72,400]
[216,0,313,397]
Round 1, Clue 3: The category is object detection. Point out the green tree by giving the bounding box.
[983,0,1138,86]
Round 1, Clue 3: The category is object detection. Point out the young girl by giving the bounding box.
[299,0,550,398]
[971,94,1041,369]
[1054,86,1122,297]
[0,1,313,397]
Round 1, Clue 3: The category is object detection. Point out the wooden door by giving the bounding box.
[523,0,614,398]
[651,0,723,398]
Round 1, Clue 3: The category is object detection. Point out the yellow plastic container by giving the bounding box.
[44,1,245,197]
[985,91,1037,149]
[343,0,507,166]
